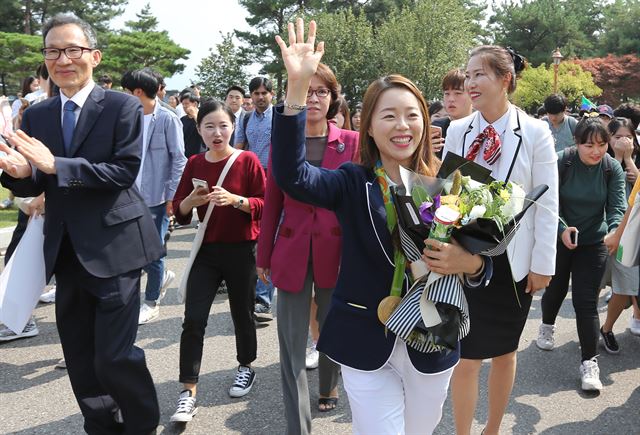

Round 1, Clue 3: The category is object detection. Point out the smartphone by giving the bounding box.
[570,230,579,245]
[430,125,442,138]
[191,178,209,191]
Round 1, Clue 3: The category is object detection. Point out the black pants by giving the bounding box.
[179,241,257,384]
[5,209,28,264]
[541,240,608,361]
[55,237,159,435]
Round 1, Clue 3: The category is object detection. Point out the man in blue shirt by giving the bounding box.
[234,76,275,321]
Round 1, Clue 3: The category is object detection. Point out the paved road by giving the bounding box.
[1,226,639,434]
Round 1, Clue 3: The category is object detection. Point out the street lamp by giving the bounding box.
[552,47,563,94]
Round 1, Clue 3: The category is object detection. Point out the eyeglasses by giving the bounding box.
[42,46,94,60]
[307,88,331,98]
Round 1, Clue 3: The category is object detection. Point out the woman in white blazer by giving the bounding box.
[443,46,559,435]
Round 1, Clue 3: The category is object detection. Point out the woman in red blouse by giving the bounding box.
[169,99,265,424]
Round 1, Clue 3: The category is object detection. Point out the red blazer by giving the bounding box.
[257,122,359,292]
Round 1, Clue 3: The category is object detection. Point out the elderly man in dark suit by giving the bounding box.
[0,13,163,435]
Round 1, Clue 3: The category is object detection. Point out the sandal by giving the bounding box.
[318,397,338,412]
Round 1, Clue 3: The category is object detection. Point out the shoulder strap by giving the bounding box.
[558,146,577,186]
[602,153,612,184]
[241,112,251,150]
[201,149,243,225]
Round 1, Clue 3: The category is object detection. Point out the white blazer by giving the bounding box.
[443,105,558,281]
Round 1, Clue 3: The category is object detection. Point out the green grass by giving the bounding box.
[0,187,18,228]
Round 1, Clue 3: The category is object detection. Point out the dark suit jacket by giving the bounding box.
[1,85,164,282]
[271,106,463,374]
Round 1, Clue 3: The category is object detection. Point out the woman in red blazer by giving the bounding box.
[257,63,358,434]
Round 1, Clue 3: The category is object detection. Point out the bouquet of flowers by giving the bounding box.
[382,153,548,353]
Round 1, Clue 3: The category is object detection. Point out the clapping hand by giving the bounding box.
[0,132,34,178]
[613,136,634,160]
[275,18,325,108]
[2,130,56,175]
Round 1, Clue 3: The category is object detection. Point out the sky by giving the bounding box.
[110,0,257,91]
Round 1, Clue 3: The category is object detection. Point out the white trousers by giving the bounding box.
[341,339,454,435]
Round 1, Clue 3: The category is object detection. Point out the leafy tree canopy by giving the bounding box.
[195,33,250,100]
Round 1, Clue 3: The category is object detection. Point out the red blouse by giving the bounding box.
[173,151,265,243]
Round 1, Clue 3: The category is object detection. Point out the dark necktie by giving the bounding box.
[62,100,78,156]
[465,124,502,165]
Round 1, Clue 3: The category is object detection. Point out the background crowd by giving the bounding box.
[0,11,639,435]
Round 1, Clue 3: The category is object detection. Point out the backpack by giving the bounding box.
[558,146,612,186]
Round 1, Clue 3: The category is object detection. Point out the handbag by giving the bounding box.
[0,215,46,333]
[177,149,243,303]
[617,193,640,267]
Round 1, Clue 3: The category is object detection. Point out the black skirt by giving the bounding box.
[460,253,532,359]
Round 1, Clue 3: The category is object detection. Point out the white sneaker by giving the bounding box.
[39,286,56,303]
[306,345,319,370]
[0,318,39,342]
[170,390,198,423]
[138,303,159,325]
[580,357,603,391]
[158,270,175,302]
[536,323,555,350]
[630,315,640,336]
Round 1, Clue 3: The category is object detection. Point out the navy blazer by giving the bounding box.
[272,106,460,373]
[1,85,164,283]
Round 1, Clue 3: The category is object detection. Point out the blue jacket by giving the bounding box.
[272,106,466,373]
[138,101,187,206]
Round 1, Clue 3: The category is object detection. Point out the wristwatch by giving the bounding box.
[233,197,244,209]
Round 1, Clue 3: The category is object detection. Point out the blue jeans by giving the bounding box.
[143,203,169,302]
[256,278,274,306]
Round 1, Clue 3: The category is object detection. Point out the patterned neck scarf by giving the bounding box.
[374,161,406,298]
[465,124,502,165]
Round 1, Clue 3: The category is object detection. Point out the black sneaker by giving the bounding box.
[600,327,620,354]
[229,365,256,398]
[170,390,198,422]
[254,301,273,322]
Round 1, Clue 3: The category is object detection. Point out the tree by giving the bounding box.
[0,0,127,35]
[314,9,376,103]
[0,32,42,95]
[124,3,158,33]
[489,0,602,66]
[97,6,190,81]
[236,0,324,99]
[512,62,602,113]
[195,33,250,100]
[375,0,476,99]
[599,0,640,55]
[573,55,640,106]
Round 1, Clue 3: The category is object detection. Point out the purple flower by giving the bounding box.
[419,201,435,224]
[418,195,440,225]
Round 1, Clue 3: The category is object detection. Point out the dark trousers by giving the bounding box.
[179,241,258,384]
[5,209,28,263]
[55,237,159,435]
[541,240,608,361]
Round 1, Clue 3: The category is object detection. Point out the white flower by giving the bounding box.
[501,183,525,219]
[469,205,487,220]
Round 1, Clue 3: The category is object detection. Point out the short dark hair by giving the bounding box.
[98,74,112,85]
[180,92,199,104]
[442,69,465,91]
[36,63,49,80]
[428,100,444,118]
[249,76,273,94]
[42,13,97,48]
[543,94,567,115]
[226,85,246,97]
[121,68,159,99]
[150,70,165,90]
[196,98,236,127]
[574,116,610,145]
[614,103,640,131]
